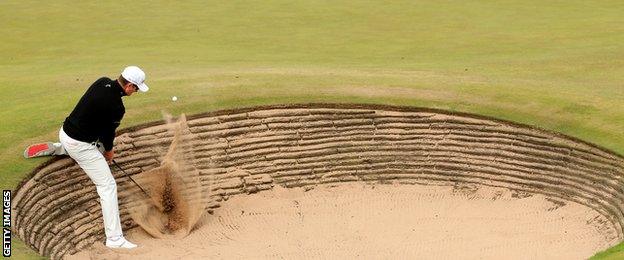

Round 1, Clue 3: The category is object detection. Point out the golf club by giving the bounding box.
[111,159,159,207]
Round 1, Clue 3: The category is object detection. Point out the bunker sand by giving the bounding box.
[12,104,624,259]
[67,183,617,259]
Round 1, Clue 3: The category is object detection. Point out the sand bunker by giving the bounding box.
[67,183,616,259]
[11,104,624,259]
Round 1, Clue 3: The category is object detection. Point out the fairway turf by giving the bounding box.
[1,0,623,259]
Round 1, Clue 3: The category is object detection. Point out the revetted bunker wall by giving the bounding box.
[12,104,624,259]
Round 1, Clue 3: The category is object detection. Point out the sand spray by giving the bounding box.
[128,114,210,238]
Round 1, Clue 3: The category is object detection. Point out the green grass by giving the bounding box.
[1,0,623,259]
[592,242,624,260]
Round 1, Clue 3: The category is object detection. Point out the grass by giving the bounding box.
[1,0,622,258]
[592,243,624,260]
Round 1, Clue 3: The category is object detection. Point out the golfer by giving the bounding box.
[25,66,149,249]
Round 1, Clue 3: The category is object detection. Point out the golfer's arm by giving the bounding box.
[101,122,119,151]
[102,113,122,151]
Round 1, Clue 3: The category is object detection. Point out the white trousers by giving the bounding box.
[59,128,123,239]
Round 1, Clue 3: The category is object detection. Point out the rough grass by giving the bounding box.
[1,0,623,259]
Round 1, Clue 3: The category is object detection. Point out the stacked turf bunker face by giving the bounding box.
[11,103,624,259]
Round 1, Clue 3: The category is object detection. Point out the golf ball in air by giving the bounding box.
[172,96,178,101]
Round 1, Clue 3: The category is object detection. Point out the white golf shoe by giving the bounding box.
[23,142,67,158]
[24,142,56,158]
[105,237,137,249]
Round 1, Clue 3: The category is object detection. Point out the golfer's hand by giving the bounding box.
[104,150,114,162]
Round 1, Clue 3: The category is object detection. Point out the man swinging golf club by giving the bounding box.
[24,66,149,249]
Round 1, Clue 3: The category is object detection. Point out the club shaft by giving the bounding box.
[112,160,151,197]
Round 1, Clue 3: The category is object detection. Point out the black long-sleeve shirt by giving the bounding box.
[63,77,126,151]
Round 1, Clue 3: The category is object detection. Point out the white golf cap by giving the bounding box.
[121,66,149,93]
